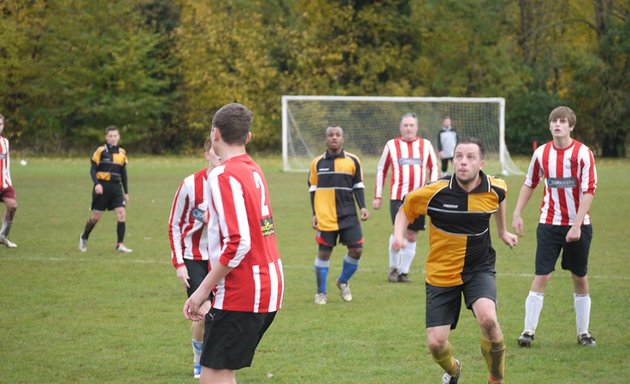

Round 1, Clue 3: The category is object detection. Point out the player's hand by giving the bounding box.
[566,225,581,243]
[392,236,407,251]
[184,289,206,321]
[124,193,129,203]
[438,151,445,160]
[512,215,524,237]
[499,231,518,249]
[176,265,190,289]
[372,198,382,210]
[94,184,103,195]
[312,215,318,229]
[360,208,369,221]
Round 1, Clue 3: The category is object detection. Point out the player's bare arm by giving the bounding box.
[566,193,595,243]
[176,265,190,289]
[512,184,535,237]
[184,263,233,321]
[495,200,518,249]
[392,208,409,251]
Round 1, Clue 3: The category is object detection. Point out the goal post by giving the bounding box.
[281,95,523,176]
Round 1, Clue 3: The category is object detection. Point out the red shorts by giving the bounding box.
[0,186,16,200]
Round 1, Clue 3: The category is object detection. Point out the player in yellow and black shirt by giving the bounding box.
[393,138,517,384]
[308,125,369,305]
[79,126,132,253]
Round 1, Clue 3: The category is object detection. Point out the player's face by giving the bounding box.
[453,143,484,186]
[105,130,120,146]
[326,126,344,152]
[399,117,418,141]
[549,117,573,140]
[0,119,4,135]
[204,146,222,167]
[443,118,451,128]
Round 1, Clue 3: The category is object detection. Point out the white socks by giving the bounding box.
[524,291,592,336]
[574,293,591,335]
[192,339,203,364]
[388,234,400,270]
[524,291,544,333]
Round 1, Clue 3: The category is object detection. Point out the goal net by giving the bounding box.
[282,96,523,176]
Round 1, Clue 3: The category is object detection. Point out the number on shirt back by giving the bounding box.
[253,171,270,217]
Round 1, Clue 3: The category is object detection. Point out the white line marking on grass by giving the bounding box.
[5,256,630,280]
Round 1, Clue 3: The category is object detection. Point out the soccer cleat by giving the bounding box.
[388,268,399,283]
[517,331,534,347]
[397,273,412,283]
[193,363,202,379]
[79,234,88,252]
[115,243,133,253]
[314,293,327,305]
[577,332,596,347]
[441,359,461,384]
[0,235,17,248]
[336,280,352,302]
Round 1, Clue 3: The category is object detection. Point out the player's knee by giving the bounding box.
[348,247,362,259]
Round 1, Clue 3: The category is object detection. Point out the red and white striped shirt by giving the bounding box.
[375,137,439,201]
[168,168,210,268]
[525,140,597,226]
[0,136,12,189]
[207,154,283,313]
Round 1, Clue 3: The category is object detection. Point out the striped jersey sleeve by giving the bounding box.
[0,137,12,189]
[167,169,209,268]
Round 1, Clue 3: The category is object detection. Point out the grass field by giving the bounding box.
[1,155,629,384]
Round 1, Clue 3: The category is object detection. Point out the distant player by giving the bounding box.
[0,114,18,248]
[393,138,517,384]
[513,106,598,348]
[309,125,369,304]
[184,103,284,384]
[168,138,221,379]
[79,125,132,253]
[437,116,458,176]
[373,112,438,283]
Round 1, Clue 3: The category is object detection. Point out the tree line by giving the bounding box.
[0,0,628,156]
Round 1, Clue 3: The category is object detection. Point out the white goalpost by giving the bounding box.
[282,95,523,176]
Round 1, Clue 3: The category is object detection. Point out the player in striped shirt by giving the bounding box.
[373,112,438,282]
[0,114,18,248]
[184,103,283,384]
[168,138,221,379]
[512,106,598,348]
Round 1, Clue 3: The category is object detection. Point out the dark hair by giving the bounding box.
[549,106,576,127]
[105,125,119,134]
[456,137,485,159]
[211,103,253,145]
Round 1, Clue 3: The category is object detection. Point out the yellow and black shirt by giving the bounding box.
[402,171,507,287]
[90,144,129,193]
[308,150,366,231]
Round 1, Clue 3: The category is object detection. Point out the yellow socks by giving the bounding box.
[481,337,505,382]
[432,341,458,375]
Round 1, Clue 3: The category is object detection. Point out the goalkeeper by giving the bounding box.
[373,112,439,283]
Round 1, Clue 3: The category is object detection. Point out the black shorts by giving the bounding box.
[91,182,125,211]
[425,271,497,330]
[316,224,364,251]
[184,259,210,298]
[390,200,425,231]
[201,309,277,370]
[535,224,593,277]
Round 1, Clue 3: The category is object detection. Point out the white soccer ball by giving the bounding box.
[20,159,27,166]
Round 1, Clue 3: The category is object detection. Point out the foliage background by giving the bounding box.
[0,0,628,156]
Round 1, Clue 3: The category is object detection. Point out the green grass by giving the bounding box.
[1,155,629,383]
